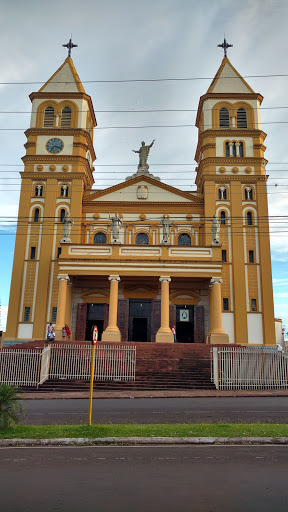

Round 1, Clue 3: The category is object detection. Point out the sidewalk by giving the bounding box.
[23,389,288,400]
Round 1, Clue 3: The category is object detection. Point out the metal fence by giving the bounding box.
[49,345,136,381]
[0,348,42,387]
[211,346,288,390]
[0,344,136,387]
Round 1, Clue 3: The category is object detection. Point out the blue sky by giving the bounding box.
[1,0,288,334]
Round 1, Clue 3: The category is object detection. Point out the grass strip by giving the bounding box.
[1,423,288,439]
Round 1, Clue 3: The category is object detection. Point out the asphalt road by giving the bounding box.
[21,397,288,424]
[1,445,287,511]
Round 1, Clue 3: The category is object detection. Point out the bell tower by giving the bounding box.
[195,43,275,345]
[5,46,97,341]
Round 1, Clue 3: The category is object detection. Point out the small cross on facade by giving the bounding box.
[62,38,78,58]
[217,37,233,58]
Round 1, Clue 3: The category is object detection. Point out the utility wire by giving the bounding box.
[3,73,288,85]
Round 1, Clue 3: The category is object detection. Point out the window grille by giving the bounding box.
[34,208,39,222]
[43,106,54,127]
[135,233,149,245]
[237,108,247,128]
[223,298,229,311]
[93,232,107,244]
[52,307,57,322]
[61,107,72,128]
[24,307,30,322]
[177,233,191,246]
[219,108,230,128]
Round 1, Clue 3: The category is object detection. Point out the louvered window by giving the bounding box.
[135,233,149,245]
[93,232,107,244]
[178,234,191,246]
[237,108,247,128]
[61,107,72,127]
[43,106,54,127]
[219,108,230,128]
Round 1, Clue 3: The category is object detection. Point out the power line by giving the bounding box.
[2,73,288,85]
[3,106,288,113]
[2,121,288,130]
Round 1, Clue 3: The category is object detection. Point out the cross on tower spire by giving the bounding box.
[62,37,78,58]
[217,37,233,58]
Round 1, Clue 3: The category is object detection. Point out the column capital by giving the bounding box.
[159,276,171,283]
[108,275,121,283]
[210,277,222,287]
[57,274,69,282]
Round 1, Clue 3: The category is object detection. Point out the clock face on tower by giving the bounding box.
[46,138,64,154]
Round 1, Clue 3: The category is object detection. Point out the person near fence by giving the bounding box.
[46,323,55,344]
[172,325,177,343]
[65,324,71,341]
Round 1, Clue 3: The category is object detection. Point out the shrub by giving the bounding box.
[0,384,25,430]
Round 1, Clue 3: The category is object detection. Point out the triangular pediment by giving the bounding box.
[84,175,202,204]
[207,57,255,94]
[38,57,85,94]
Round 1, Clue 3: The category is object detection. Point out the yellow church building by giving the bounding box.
[4,50,277,346]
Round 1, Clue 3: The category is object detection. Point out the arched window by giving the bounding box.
[35,185,43,197]
[34,208,40,222]
[237,108,247,129]
[60,185,68,197]
[60,209,66,223]
[225,141,230,157]
[232,142,237,157]
[43,106,54,127]
[93,232,107,244]
[220,211,226,225]
[218,187,227,200]
[247,211,253,226]
[245,187,253,200]
[177,233,191,246]
[135,233,149,245]
[239,142,244,157]
[219,108,230,128]
[61,106,72,128]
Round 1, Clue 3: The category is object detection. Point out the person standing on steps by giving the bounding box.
[172,325,177,343]
[65,324,71,341]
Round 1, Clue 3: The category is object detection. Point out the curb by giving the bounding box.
[1,437,288,447]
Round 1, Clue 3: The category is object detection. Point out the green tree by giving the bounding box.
[0,384,25,429]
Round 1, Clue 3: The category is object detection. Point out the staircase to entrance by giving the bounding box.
[4,340,215,391]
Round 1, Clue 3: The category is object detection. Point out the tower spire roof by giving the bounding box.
[207,57,255,94]
[38,56,86,94]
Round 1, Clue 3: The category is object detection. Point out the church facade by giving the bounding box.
[4,54,277,345]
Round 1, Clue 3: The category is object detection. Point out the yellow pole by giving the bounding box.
[88,344,96,426]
